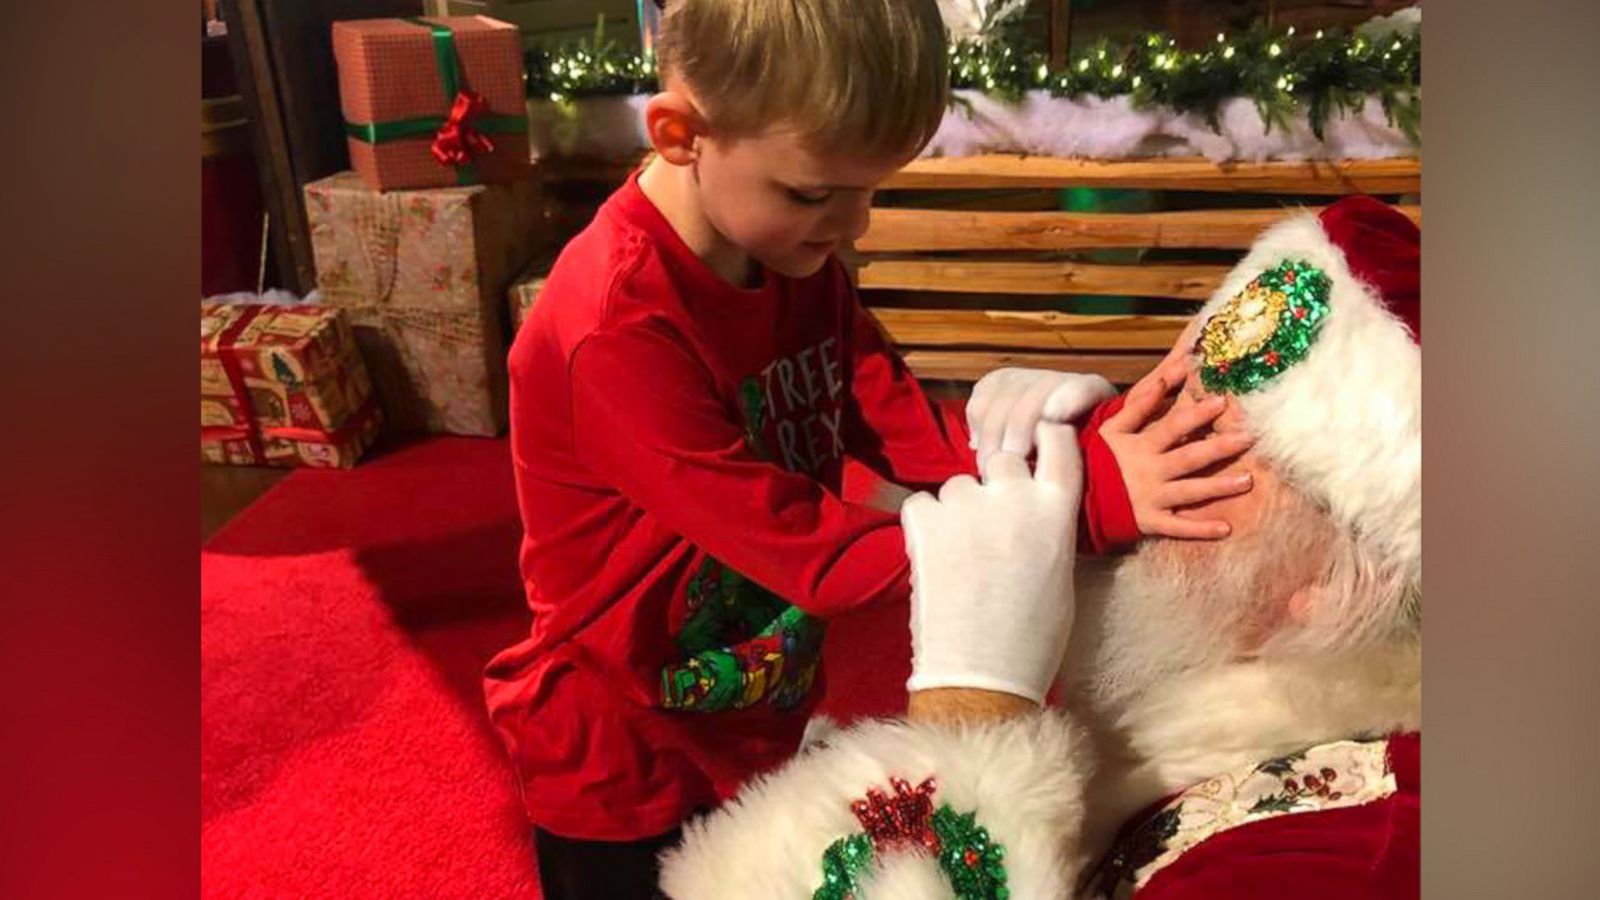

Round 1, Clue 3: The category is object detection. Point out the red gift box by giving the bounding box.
[333,16,530,192]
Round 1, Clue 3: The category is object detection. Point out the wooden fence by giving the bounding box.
[534,153,1421,386]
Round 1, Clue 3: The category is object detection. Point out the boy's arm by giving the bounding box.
[841,279,1137,553]
[841,296,977,492]
[568,320,909,620]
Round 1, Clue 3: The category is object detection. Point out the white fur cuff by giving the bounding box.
[658,712,1090,900]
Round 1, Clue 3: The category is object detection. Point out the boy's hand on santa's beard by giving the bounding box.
[902,423,1084,706]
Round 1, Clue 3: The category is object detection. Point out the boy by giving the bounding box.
[484,2,1253,897]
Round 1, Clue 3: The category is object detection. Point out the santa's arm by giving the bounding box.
[657,709,1091,900]
[662,427,1096,899]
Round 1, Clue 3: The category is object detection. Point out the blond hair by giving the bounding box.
[656,0,950,158]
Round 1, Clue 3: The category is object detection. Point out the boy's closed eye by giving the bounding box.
[783,185,832,206]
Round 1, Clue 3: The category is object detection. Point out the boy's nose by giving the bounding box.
[838,193,874,243]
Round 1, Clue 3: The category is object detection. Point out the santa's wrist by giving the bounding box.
[907,686,1040,725]
[906,671,1049,706]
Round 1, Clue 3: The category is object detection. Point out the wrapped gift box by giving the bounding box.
[306,170,543,435]
[201,303,382,468]
[333,16,530,192]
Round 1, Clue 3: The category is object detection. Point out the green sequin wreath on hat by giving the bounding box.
[814,777,1011,900]
[1198,259,1331,395]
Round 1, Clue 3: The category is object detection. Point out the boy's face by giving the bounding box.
[692,126,912,279]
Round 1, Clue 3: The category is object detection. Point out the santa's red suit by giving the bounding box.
[1082,729,1420,900]
[656,642,1420,900]
[658,197,1421,900]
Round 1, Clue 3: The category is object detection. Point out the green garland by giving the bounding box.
[524,16,658,102]
[525,21,1419,144]
[949,24,1419,141]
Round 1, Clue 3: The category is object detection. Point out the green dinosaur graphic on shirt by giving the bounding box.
[659,557,824,713]
[739,376,770,461]
[655,372,826,712]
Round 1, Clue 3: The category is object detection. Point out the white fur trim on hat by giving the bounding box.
[657,712,1090,900]
[1195,211,1421,590]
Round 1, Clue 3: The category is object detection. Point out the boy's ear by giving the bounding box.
[645,92,708,165]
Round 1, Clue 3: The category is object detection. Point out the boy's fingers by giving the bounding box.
[1033,423,1082,488]
[1150,332,1196,386]
[1159,431,1257,478]
[1167,317,1202,362]
[1102,368,1172,435]
[1149,394,1226,450]
[1142,317,1199,388]
[1155,472,1252,508]
[1144,512,1231,540]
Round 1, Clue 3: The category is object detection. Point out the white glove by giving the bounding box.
[902,423,1084,705]
[966,368,1116,469]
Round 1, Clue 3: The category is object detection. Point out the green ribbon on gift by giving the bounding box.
[343,17,527,186]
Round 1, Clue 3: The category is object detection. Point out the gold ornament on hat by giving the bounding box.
[1198,260,1331,394]
[1199,281,1288,369]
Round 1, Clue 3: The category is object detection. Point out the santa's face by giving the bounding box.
[1065,412,1335,712]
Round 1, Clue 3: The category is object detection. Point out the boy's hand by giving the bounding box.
[966,368,1117,469]
[1101,345,1255,540]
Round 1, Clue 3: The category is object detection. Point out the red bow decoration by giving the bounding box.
[850,777,941,854]
[430,90,496,168]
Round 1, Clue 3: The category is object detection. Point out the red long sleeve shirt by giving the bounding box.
[484,172,1136,839]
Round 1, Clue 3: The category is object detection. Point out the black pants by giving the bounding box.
[532,825,684,900]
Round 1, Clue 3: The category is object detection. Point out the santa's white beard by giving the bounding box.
[1055,495,1421,858]
[1068,538,1268,714]
[1063,485,1343,717]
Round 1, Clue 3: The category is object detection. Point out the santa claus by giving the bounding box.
[658,196,1421,900]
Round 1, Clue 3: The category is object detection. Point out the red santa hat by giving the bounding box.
[1192,196,1421,590]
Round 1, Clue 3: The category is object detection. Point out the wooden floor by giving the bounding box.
[201,464,289,544]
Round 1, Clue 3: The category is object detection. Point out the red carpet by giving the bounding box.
[201,436,911,898]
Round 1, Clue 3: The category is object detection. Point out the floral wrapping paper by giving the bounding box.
[200,303,382,468]
[306,170,544,436]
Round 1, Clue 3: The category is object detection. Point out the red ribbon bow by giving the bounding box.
[430,90,496,168]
